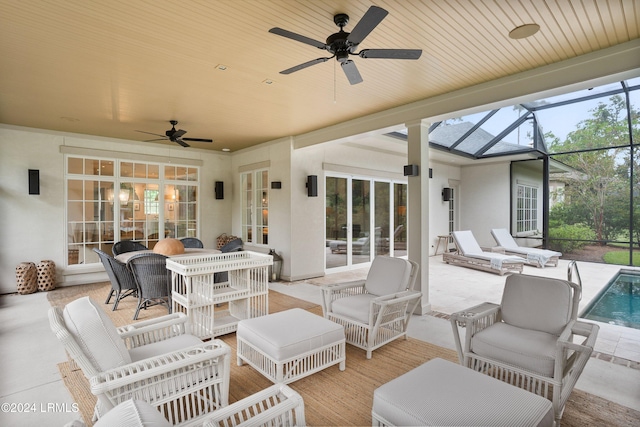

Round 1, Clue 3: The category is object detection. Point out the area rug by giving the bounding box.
[50,282,640,426]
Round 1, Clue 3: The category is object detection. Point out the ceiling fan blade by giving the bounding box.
[182,138,213,143]
[346,6,388,46]
[280,57,331,74]
[359,49,422,59]
[175,139,190,148]
[143,138,168,142]
[136,130,166,137]
[341,60,363,85]
[172,129,187,139]
[269,27,326,49]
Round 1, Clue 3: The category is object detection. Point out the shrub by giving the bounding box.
[548,224,596,253]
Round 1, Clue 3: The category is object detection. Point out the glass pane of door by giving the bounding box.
[394,183,407,257]
[352,179,370,265]
[375,181,390,256]
[326,177,348,269]
[255,170,268,245]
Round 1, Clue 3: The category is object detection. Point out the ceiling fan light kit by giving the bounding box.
[269,5,422,85]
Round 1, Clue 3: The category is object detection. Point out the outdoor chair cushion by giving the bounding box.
[364,256,411,296]
[471,322,558,377]
[501,274,573,335]
[62,297,132,372]
[237,308,344,361]
[454,230,485,254]
[330,294,375,324]
[128,334,203,362]
[94,399,171,427]
[373,358,553,427]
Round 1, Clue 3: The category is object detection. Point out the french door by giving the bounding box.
[325,175,407,271]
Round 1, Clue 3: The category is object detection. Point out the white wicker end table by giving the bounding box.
[372,358,554,427]
[236,308,346,384]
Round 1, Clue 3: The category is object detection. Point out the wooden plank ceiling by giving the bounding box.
[0,0,638,151]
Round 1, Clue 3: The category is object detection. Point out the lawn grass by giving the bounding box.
[603,250,640,266]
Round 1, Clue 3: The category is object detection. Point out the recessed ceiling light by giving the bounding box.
[262,79,274,85]
[508,23,540,39]
[222,148,231,152]
[215,64,228,71]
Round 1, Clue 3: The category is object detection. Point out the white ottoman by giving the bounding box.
[236,308,346,384]
[372,358,554,427]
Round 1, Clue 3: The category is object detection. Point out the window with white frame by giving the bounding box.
[516,183,538,233]
[241,169,268,245]
[66,156,199,266]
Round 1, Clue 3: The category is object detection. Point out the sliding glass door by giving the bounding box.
[326,177,348,268]
[326,175,406,271]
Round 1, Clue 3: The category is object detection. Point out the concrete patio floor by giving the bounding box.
[1,256,638,426]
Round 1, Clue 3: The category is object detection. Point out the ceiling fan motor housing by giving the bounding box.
[326,31,355,61]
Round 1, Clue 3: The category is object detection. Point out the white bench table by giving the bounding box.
[372,358,554,427]
[236,308,346,384]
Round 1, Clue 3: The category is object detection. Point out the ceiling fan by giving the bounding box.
[135,120,212,147]
[269,5,422,85]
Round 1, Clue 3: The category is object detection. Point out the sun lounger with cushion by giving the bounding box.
[490,228,561,268]
[443,230,524,275]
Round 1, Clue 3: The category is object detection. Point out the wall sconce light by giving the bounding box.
[442,187,453,202]
[403,164,419,177]
[215,181,224,199]
[28,169,40,195]
[306,175,318,197]
[271,181,282,189]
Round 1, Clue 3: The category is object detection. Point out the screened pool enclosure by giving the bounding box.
[390,77,640,266]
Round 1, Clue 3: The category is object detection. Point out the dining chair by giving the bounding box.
[112,240,148,257]
[93,248,137,310]
[126,252,171,320]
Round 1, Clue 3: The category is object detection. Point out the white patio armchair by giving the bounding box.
[65,384,305,427]
[450,274,599,426]
[49,296,231,426]
[321,256,421,359]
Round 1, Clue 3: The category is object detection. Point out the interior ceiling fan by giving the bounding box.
[135,120,212,147]
[269,5,422,85]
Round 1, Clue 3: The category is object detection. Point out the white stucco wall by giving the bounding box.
[459,161,511,248]
[231,136,411,281]
[0,125,231,294]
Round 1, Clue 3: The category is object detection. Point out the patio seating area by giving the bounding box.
[1,257,639,425]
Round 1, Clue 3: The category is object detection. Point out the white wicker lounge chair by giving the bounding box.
[204,383,306,427]
[321,256,421,359]
[443,230,524,275]
[66,384,306,427]
[49,296,231,426]
[491,228,562,267]
[450,274,599,426]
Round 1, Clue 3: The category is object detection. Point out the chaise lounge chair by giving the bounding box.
[490,228,562,268]
[443,230,524,275]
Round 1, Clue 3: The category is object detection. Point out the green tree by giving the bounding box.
[548,95,635,243]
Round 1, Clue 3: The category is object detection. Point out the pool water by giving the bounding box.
[582,270,640,329]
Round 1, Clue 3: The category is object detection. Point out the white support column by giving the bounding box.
[406,119,431,315]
